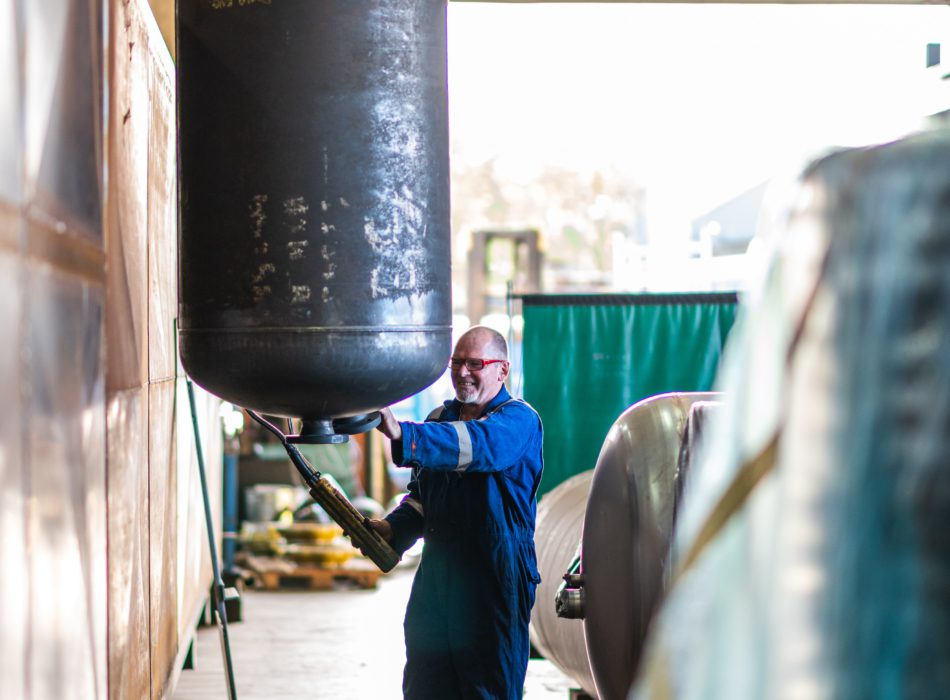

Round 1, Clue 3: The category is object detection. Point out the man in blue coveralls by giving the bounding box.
[367,325,544,700]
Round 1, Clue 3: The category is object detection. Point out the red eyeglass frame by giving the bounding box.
[448,358,507,371]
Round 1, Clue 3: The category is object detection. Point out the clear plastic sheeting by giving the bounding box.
[0,254,26,700]
[0,4,20,204]
[106,389,150,697]
[28,267,107,699]
[632,127,950,700]
[148,379,179,687]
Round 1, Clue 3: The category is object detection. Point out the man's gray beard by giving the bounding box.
[456,389,478,404]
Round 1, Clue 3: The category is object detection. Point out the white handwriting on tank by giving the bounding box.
[249,194,267,239]
[287,240,308,261]
[290,285,311,303]
[369,260,418,299]
[252,263,275,284]
[284,197,309,234]
[320,244,336,282]
[363,187,423,251]
[211,0,272,9]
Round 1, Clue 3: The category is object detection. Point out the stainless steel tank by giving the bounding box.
[176,0,451,437]
[581,392,720,700]
[530,470,597,696]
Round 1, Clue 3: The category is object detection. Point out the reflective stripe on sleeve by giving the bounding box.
[449,421,473,471]
[402,496,424,517]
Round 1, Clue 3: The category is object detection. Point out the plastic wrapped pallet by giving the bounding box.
[633,127,950,700]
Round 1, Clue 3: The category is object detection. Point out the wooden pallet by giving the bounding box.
[240,553,384,591]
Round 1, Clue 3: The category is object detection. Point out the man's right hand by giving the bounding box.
[364,518,394,544]
[375,407,402,441]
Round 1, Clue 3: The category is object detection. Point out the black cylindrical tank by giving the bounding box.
[176,0,451,429]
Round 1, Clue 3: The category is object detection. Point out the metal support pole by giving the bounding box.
[187,378,239,700]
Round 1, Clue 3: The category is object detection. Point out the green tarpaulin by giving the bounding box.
[522,293,738,496]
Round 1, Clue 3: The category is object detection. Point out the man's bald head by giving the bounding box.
[456,325,508,360]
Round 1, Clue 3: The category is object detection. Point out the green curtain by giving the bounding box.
[522,293,738,496]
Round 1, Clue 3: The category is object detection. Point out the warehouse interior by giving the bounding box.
[3,1,949,699]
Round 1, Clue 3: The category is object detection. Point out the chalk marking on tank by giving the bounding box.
[287,240,308,261]
[321,200,329,212]
[290,285,311,304]
[211,0,272,9]
[283,196,308,235]
[370,268,382,298]
[339,198,350,208]
[319,244,336,282]
[321,287,332,303]
[249,194,267,238]
[251,263,275,284]
[363,219,383,252]
[251,284,271,300]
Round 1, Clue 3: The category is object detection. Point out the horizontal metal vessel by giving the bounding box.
[177,0,451,422]
[582,392,720,700]
[529,470,597,696]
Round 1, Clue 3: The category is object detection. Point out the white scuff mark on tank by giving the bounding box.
[362,7,437,303]
[249,194,268,238]
[290,285,311,303]
[212,0,272,8]
[287,240,308,261]
[321,200,329,212]
[339,198,350,208]
[320,222,335,235]
[252,263,275,284]
[284,196,309,235]
[322,287,332,303]
[251,284,271,301]
[364,219,380,250]
[363,187,423,254]
[321,246,336,278]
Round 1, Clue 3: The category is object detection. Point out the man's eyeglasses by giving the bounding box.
[449,358,507,372]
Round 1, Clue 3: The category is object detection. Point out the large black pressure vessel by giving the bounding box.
[176,0,451,430]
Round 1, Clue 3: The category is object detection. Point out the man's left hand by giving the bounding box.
[376,407,402,441]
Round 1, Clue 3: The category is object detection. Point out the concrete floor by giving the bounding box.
[171,560,578,700]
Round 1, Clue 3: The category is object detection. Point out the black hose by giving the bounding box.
[243,408,401,573]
